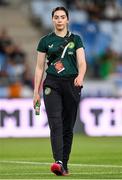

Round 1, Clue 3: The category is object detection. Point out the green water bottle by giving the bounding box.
[35,101,40,115]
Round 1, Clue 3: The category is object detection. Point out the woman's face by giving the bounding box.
[52,10,69,31]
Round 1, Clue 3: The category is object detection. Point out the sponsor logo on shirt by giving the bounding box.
[48,44,53,48]
[68,51,74,55]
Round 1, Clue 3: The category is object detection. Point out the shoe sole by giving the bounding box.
[51,163,64,176]
[64,172,70,176]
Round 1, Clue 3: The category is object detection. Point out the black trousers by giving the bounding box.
[43,74,82,168]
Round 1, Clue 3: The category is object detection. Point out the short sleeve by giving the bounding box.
[75,35,85,50]
[37,37,47,52]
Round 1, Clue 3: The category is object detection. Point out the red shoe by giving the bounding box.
[51,162,67,176]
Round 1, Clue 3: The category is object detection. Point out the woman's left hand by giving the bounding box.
[74,75,83,87]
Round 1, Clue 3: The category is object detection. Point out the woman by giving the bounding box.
[33,6,87,176]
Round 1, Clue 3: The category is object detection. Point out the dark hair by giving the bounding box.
[52,6,69,19]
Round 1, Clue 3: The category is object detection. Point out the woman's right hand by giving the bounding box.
[33,93,41,109]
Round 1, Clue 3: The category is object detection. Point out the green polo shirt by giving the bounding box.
[37,32,84,77]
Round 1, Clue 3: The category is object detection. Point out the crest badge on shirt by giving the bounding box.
[68,42,75,49]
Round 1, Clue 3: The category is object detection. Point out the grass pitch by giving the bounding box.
[0,135,122,179]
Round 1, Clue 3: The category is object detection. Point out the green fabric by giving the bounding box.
[37,32,84,77]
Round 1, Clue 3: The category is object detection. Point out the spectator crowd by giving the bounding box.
[0,28,33,98]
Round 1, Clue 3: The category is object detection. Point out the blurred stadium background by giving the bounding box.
[0,0,122,179]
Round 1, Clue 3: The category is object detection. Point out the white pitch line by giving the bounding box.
[0,160,122,168]
[70,163,122,168]
[0,160,50,165]
[0,172,122,176]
